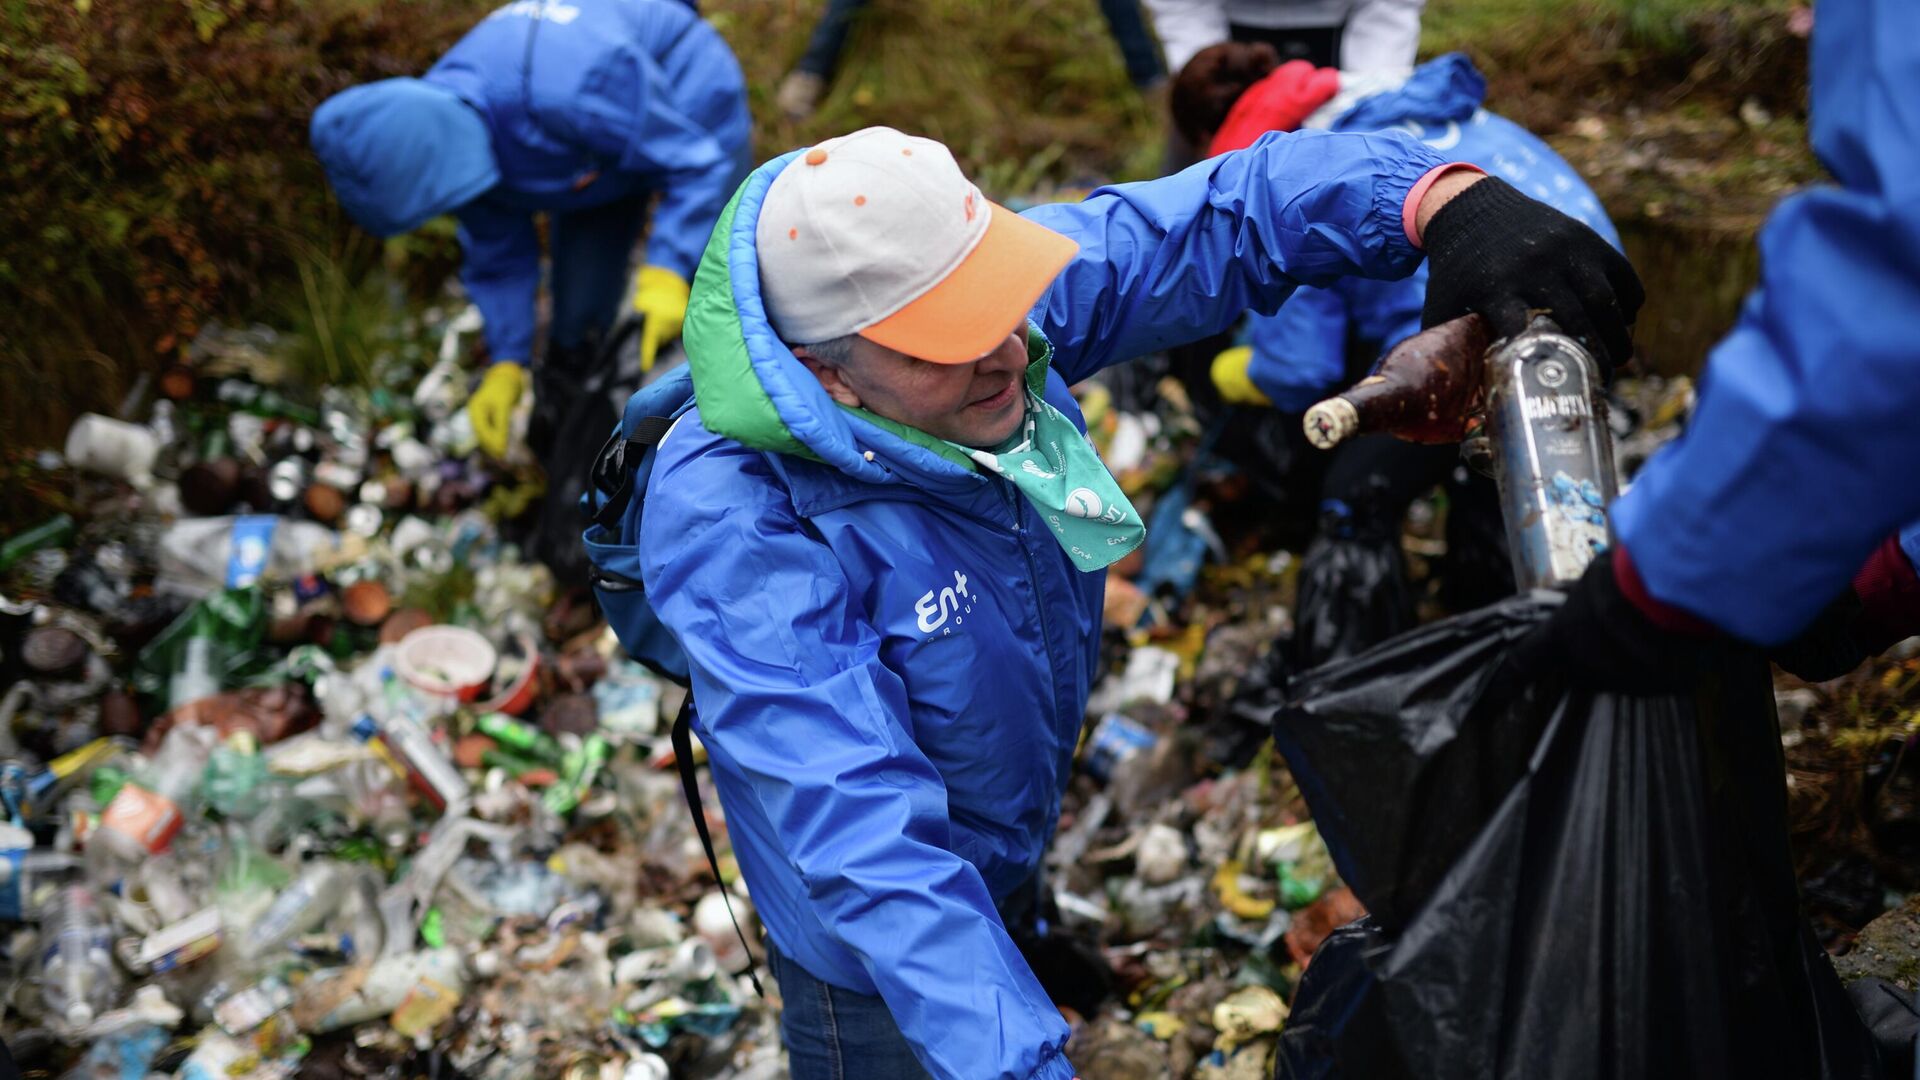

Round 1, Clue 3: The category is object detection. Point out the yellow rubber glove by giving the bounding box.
[468,360,527,459]
[1210,345,1272,407]
[631,265,691,373]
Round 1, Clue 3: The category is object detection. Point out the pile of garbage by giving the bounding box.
[5,280,1913,1079]
[1,307,776,1077]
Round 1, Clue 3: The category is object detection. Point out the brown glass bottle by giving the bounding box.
[1302,314,1491,449]
[178,427,246,517]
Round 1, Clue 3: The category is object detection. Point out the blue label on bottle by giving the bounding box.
[227,516,278,587]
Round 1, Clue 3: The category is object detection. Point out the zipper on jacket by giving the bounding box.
[1003,480,1063,732]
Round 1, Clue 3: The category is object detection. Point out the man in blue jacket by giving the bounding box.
[310,0,750,459]
[636,124,1637,1078]
[1507,0,1920,690]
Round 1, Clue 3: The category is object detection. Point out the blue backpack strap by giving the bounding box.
[670,695,764,996]
[582,373,766,993]
[582,368,698,682]
[588,413,679,533]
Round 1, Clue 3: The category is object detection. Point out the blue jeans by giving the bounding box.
[795,0,868,79]
[769,945,932,1080]
[1099,0,1166,88]
[547,193,649,355]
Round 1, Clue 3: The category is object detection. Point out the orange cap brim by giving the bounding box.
[858,201,1079,364]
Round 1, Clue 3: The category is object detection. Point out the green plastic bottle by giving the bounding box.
[0,515,76,573]
[475,713,562,764]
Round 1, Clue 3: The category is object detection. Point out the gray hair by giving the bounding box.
[798,334,859,368]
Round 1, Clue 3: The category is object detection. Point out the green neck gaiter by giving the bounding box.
[947,390,1145,572]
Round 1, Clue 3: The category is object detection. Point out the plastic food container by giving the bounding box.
[394,626,497,701]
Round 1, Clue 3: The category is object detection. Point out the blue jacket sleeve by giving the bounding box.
[1245,286,1349,412]
[1613,0,1920,644]
[640,440,1074,1080]
[644,133,749,282]
[1344,263,1427,354]
[1247,263,1428,410]
[539,43,748,281]
[1023,129,1449,384]
[456,200,540,363]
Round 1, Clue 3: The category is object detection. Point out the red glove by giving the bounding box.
[1850,534,1920,655]
[1208,60,1341,156]
[1767,535,1920,682]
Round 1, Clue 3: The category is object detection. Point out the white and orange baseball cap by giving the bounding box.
[756,127,1079,364]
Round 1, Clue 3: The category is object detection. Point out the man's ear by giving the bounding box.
[794,347,863,409]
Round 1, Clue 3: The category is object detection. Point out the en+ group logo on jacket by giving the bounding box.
[915,570,975,637]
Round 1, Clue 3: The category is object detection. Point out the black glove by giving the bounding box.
[1768,588,1868,683]
[1421,177,1646,374]
[1510,551,1706,695]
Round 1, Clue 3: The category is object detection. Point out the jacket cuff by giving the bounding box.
[1402,163,1486,248]
[1026,1047,1077,1080]
[1852,534,1920,654]
[1614,545,1716,636]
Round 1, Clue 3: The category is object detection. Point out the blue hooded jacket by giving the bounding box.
[631,129,1449,1078]
[1614,0,1920,644]
[310,0,749,363]
[1243,54,1620,410]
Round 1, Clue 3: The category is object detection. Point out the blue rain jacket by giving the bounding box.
[311,79,502,240]
[312,0,748,364]
[635,129,1448,1079]
[1244,54,1620,410]
[1614,0,1920,644]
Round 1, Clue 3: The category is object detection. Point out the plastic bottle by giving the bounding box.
[155,515,339,596]
[201,731,269,817]
[297,947,466,1033]
[135,852,203,926]
[358,706,469,812]
[41,885,119,1029]
[64,414,160,487]
[0,514,76,573]
[98,725,213,857]
[0,826,81,921]
[1302,314,1493,449]
[214,379,322,426]
[237,860,348,961]
[59,1020,171,1078]
[211,823,289,935]
[168,635,223,712]
[476,712,562,764]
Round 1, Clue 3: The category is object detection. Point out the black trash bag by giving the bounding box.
[1436,467,1514,615]
[1272,918,1413,1080]
[525,321,641,588]
[1291,526,1414,671]
[1220,643,1292,770]
[1292,435,1463,670]
[1846,979,1919,1077]
[1268,596,1884,1080]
